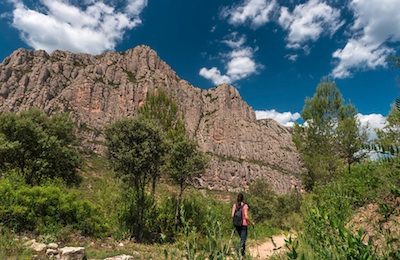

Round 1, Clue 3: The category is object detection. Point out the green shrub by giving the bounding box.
[298,161,400,259]
[157,193,231,242]
[247,179,302,230]
[0,109,81,185]
[0,177,105,236]
[118,187,160,242]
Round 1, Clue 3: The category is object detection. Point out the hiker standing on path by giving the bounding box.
[232,193,254,257]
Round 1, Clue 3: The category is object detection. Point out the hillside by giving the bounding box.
[0,45,302,193]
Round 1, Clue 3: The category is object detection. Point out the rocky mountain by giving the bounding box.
[0,45,303,193]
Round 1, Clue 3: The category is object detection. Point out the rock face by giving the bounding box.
[0,45,303,193]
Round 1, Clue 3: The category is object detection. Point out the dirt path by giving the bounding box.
[249,234,291,259]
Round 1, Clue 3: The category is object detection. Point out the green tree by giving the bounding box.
[293,80,364,190]
[105,118,165,241]
[138,89,183,195]
[138,89,181,132]
[378,100,400,151]
[0,109,80,185]
[336,105,367,173]
[163,126,208,228]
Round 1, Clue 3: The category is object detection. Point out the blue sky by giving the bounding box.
[0,0,399,129]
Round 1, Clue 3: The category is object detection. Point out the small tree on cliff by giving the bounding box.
[163,125,208,228]
[105,118,165,241]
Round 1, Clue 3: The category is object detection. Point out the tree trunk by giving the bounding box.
[174,182,184,230]
[151,176,156,197]
[348,162,351,174]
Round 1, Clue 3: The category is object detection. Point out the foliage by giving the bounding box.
[118,187,160,242]
[297,160,400,259]
[0,108,81,185]
[0,176,105,236]
[378,102,400,149]
[164,128,208,195]
[164,205,238,260]
[105,118,165,241]
[336,104,368,173]
[0,226,31,259]
[163,126,208,228]
[138,89,182,133]
[138,89,184,194]
[293,80,365,190]
[247,179,302,230]
[157,191,232,243]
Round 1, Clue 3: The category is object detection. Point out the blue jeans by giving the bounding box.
[235,225,248,256]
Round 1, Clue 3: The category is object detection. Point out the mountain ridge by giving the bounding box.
[0,45,303,193]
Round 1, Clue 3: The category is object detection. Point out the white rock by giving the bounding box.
[30,241,47,252]
[59,247,85,260]
[104,255,134,260]
[48,242,59,249]
[118,242,124,247]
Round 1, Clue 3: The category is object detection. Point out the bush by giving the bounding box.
[118,187,160,242]
[247,179,302,230]
[298,161,400,259]
[157,192,231,243]
[0,177,105,236]
[0,109,81,185]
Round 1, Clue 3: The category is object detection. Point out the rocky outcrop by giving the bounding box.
[0,46,303,193]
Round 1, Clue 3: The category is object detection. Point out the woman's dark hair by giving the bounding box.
[237,193,244,204]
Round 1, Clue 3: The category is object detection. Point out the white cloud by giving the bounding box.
[199,67,231,85]
[10,0,147,54]
[222,0,276,28]
[357,113,387,140]
[332,0,400,78]
[286,54,298,62]
[255,109,301,127]
[199,34,259,85]
[278,0,343,49]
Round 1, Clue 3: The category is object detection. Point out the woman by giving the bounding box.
[232,193,253,256]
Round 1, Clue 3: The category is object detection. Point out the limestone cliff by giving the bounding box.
[0,45,303,193]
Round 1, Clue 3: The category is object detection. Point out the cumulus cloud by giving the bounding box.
[332,0,400,78]
[222,0,276,28]
[255,109,301,127]
[278,0,343,49]
[357,113,387,140]
[10,0,147,54]
[199,34,259,85]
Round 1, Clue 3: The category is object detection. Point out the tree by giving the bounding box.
[293,80,365,190]
[138,89,183,195]
[138,89,181,132]
[336,105,367,173]
[105,118,165,241]
[0,109,81,185]
[163,126,208,228]
[378,100,400,151]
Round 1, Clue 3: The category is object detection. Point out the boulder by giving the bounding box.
[48,242,59,249]
[30,241,47,252]
[59,246,85,260]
